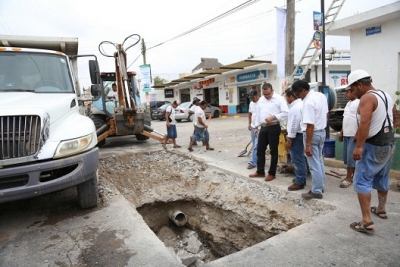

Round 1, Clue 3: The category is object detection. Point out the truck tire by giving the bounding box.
[90,115,107,147]
[213,110,220,118]
[135,110,151,141]
[77,171,99,209]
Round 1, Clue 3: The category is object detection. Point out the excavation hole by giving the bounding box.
[98,150,335,266]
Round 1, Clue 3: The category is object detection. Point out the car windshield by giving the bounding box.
[159,104,170,109]
[0,51,74,93]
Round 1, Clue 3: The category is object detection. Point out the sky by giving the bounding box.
[0,0,397,87]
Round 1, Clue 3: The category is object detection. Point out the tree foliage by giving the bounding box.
[153,76,169,85]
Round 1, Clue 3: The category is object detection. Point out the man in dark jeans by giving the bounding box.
[249,83,289,181]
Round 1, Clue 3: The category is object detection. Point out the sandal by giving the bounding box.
[340,179,352,188]
[206,147,214,151]
[371,206,388,219]
[174,145,182,148]
[350,221,374,234]
[188,147,194,152]
[162,144,167,149]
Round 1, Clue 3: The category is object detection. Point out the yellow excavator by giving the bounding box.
[88,34,165,146]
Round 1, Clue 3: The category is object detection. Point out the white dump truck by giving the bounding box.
[0,35,99,208]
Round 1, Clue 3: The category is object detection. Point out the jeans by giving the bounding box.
[192,126,210,142]
[256,124,281,175]
[303,130,326,194]
[248,127,258,166]
[289,133,307,185]
[354,142,395,194]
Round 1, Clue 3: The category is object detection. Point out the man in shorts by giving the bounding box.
[347,70,396,233]
[162,101,181,149]
[338,86,359,188]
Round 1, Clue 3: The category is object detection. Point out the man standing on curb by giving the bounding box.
[247,90,260,170]
[249,83,288,181]
[291,80,328,200]
[284,88,307,191]
[338,86,360,188]
[347,70,395,234]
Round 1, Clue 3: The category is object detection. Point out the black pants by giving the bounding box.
[256,124,281,175]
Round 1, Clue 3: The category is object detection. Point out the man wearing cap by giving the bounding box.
[249,83,288,181]
[337,86,359,188]
[347,70,395,233]
[291,80,328,200]
[247,90,260,170]
[189,97,202,146]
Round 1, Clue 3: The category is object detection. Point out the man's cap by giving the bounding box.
[249,90,258,98]
[193,97,200,102]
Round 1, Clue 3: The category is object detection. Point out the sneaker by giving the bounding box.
[301,190,323,200]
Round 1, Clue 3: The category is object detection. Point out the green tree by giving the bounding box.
[247,54,255,59]
[153,76,168,86]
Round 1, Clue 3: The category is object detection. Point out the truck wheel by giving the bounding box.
[136,110,151,141]
[90,115,107,147]
[213,110,220,118]
[77,171,99,209]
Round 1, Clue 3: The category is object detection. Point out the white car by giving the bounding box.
[175,102,221,122]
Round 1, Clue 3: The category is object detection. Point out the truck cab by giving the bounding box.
[0,35,99,208]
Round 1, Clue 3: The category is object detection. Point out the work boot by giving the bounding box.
[301,190,323,200]
[288,183,305,191]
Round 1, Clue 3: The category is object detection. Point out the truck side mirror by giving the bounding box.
[89,60,100,84]
[91,84,101,97]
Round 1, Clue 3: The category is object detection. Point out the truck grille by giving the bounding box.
[0,115,41,160]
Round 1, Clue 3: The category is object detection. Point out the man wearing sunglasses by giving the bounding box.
[249,83,288,181]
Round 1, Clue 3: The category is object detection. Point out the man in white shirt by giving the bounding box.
[247,90,260,169]
[189,97,202,146]
[162,101,181,149]
[188,101,214,152]
[107,83,118,99]
[291,80,328,200]
[338,87,359,188]
[249,83,288,181]
[284,88,307,191]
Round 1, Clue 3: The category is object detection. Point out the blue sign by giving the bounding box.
[236,70,267,83]
[366,26,381,36]
[295,66,303,76]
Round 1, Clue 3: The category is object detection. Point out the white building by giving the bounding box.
[329,1,400,100]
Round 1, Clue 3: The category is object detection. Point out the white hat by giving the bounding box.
[346,70,371,88]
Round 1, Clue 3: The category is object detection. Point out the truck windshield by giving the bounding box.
[0,51,74,93]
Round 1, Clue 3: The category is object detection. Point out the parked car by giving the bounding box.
[152,103,170,121]
[150,101,171,119]
[175,102,221,122]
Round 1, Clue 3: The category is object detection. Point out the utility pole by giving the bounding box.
[141,38,150,114]
[285,0,295,82]
[141,38,147,65]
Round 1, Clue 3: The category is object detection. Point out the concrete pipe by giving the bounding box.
[168,210,188,226]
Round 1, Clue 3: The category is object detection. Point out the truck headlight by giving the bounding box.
[54,132,95,159]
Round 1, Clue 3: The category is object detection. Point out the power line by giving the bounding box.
[128,0,260,67]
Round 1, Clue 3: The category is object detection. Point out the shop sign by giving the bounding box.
[366,26,381,36]
[198,78,215,86]
[236,70,267,83]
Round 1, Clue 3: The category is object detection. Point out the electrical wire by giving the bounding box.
[128,0,260,67]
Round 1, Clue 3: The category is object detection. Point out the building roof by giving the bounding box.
[192,58,224,73]
[153,59,272,88]
[328,2,400,36]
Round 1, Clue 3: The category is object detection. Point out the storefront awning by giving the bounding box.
[153,59,271,88]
